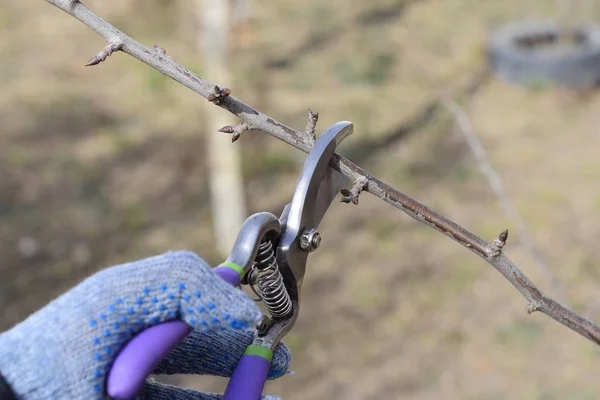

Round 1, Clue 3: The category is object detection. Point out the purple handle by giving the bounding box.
[223,353,271,400]
[106,265,242,399]
[107,320,192,399]
[213,265,242,286]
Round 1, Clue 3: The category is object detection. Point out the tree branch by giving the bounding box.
[44,0,600,347]
[443,99,570,307]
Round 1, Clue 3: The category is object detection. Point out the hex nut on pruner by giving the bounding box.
[300,228,321,252]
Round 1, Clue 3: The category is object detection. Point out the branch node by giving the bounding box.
[219,122,249,143]
[85,40,123,67]
[489,229,509,258]
[526,301,540,314]
[340,176,369,205]
[305,109,319,142]
[208,85,232,106]
[68,0,80,10]
[153,44,167,55]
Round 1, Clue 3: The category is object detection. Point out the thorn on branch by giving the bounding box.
[218,122,249,143]
[340,176,369,205]
[85,41,123,66]
[489,229,508,258]
[305,109,319,142]
[208,86,232,106]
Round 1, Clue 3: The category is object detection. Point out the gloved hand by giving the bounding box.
[0,251,291,400]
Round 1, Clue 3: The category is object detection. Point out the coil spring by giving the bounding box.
[249,238,293,318]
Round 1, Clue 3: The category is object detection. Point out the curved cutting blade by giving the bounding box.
[278,121,353,286]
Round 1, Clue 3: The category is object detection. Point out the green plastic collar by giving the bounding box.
[221,262,244,279]
[244,345,273,361]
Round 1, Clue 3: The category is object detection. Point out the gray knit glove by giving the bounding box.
[0,251,291,399]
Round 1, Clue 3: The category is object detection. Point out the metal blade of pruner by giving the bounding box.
[278,121,353,294]
[251,121,353,352]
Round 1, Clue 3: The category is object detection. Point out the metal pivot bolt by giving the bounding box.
[300,228,321,252]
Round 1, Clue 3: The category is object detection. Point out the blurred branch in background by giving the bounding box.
[44,0,600,349]
[444,100,570,307]
[265,0,414,70]
[345,70,489,165]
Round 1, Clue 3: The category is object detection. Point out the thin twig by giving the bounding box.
[340,176,368,205]
[443,100,570,307]
[85,41,122,66]
[43,0,600,346]
[305,109,319,142]
[218,122,250,143]
[489,229,509,258]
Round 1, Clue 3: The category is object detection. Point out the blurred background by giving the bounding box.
[4,0,600,398]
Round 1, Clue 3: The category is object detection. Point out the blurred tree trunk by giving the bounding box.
[198,0,247,256]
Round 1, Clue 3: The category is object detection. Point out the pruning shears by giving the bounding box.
[105,121,354,399]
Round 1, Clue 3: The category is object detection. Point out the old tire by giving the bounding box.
[488,20,600,89]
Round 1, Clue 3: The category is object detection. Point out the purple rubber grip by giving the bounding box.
[106,266,241,399]
[107,320,192,399]
[223,354,271,400]
[213,265,242,286]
